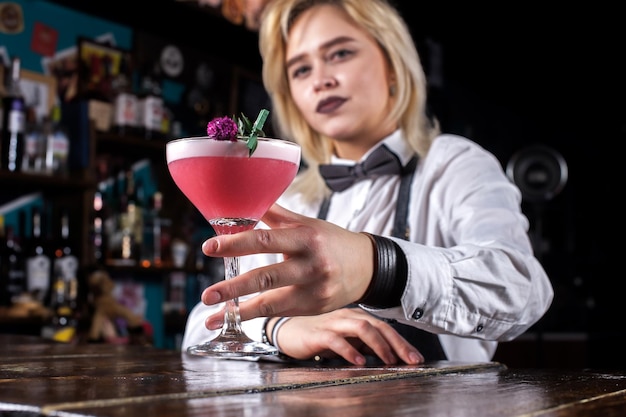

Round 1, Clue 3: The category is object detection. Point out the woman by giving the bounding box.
[183,0,554,366]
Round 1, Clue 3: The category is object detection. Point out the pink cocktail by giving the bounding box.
[168,140,299,234]
[166,136,301,356]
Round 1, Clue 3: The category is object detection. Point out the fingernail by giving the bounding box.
[207,318,223,330]
[204,291,222,305]
[354,355,366,365]
[202,238,219,254]
[408,351,422,364]
[385,355,398,365]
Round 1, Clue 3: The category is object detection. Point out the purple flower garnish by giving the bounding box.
[206,116,238,141]
[206,109,269,156]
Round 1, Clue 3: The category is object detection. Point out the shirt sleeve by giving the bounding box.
[362,135,554,342]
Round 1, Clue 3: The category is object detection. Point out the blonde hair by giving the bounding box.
[259,0,439,202]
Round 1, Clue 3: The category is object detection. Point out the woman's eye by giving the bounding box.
[329,48,354,61]
[290,65,311,79]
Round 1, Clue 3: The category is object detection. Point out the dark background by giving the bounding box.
[49,0,625,367]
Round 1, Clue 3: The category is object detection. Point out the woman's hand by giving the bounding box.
[200,204,375,327]
[274,308,423,366]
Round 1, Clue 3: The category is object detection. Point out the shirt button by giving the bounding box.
[411,308,424,320]
[476,324,484,332]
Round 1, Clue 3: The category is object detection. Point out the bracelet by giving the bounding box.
[271,317,292,352]
[261,317,271,344]
[357,233,408,308]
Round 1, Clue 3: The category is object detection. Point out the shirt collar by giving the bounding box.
[329,130,414,167]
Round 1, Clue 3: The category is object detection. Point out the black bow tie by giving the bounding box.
[319,145,403,192]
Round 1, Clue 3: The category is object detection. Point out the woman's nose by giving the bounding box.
[313,75,338,91]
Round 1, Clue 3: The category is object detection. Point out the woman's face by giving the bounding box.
[285,4,397,159]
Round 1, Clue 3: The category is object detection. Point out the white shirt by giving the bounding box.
[183,131,554,362]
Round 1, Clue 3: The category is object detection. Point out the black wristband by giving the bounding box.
[357,233,408,308]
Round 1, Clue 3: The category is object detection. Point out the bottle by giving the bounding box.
[0,220,26,306]
[137,75,164,141]
[106,171,123,264]
[46,208,78,342]
[1,57,27,172]
[111,76,139,137]
[152,191,163,266]
[25,206,52,304]
[111,168,140,265]
[121,169,140,264]
[44,105,70,176]
[22,111,45,173]
[141,191,163,267]
[52,208,78,306]
[91,182,109,266]
[133,177,145,253]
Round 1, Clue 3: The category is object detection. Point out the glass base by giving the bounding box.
[187,333,279,357]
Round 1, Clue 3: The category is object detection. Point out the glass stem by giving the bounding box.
[221,256,244,336]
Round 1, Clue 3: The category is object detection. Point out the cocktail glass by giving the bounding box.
[166,136,301,357]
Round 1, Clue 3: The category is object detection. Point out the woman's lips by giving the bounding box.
[316,96,347,114]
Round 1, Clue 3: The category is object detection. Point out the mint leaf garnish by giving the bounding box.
[245,108,269,156]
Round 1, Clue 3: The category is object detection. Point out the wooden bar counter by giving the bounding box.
[1,334,625,416]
